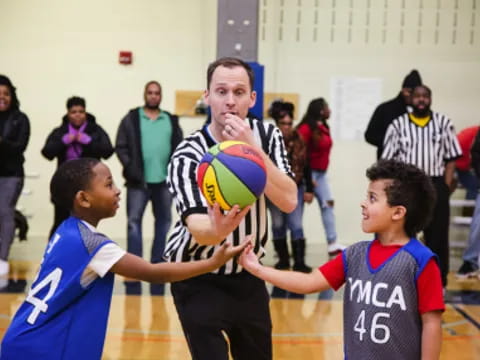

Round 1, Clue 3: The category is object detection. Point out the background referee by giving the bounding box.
[165,57,297,360]
[382,84,462,287]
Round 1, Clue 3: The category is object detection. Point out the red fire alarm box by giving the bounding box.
[119,51,133,65]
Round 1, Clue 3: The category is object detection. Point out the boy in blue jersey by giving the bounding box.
[0,158,248,360]
[240,159,444,360]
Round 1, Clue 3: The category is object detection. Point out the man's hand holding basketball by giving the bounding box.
[208,203,251,241]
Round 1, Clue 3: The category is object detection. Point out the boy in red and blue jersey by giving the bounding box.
[240,159,444,360]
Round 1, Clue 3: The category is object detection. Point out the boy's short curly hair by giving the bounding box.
[50,158,100,211]
[366,159,436,237]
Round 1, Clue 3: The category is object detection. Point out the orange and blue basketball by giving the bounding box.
[197,141,267,210]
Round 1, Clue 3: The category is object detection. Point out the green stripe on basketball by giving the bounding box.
[211,158,256,208]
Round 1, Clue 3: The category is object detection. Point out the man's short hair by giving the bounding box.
[50,158,100,211]
[66,96,86,110]
[413,84,432,97]
[366,159,436,237]
[144,81,161,92]
[207,57,254,91]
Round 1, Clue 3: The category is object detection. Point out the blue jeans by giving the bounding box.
[312,170,337,244]
[269,186,305,240]
[0,177,24,260]
[463,193,480,269]
[126,182,172,294]
[456,169,479,200]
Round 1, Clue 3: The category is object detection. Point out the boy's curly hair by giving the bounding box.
[366,160,436,237]
[50,158,100,211]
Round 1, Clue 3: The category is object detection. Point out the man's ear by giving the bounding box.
[75,190,91,209]
[249,90,257,108]
[203,90,210,105]
[392,205,407,221]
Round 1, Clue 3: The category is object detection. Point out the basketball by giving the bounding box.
[196,140,267,210]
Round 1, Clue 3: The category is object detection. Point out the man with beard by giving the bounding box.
[116,81,183,295]
[382,85,462,288]
[365,70,422,159]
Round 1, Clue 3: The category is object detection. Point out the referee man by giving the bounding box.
[382,84,462,287]
[165,57,297,359]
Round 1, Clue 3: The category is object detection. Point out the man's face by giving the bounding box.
[144,83,162,109]
[67,105,87,128]
[204,65,256,126]
[411,86,431,116]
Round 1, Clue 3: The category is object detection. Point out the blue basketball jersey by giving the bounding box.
[0,217,117,360]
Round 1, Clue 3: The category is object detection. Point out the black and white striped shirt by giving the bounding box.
[165,118,293,275]
[381,112,462,176]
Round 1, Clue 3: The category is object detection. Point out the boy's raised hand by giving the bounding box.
[238,242,261,274]
[211,235,253,267]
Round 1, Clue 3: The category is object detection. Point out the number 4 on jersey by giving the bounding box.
[25,268,63,325]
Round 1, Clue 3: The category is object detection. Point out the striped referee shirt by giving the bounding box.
[381,112,462,176]
[165,118,293,275]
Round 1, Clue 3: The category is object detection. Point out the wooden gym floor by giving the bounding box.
[1,233,479,359]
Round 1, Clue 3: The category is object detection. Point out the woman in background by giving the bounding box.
[268,100,313,272]
[41,96,114,237]
[297,98,345,256]
[0,75,30,278]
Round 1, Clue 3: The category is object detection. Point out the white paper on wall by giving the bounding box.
[330,77,383,141]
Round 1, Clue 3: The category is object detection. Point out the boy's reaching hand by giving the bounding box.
[210,235,252,267]
[238,242,261,274]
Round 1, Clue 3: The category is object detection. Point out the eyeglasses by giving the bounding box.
[278,121,293,126]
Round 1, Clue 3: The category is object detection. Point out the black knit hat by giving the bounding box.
[402,70,422,89]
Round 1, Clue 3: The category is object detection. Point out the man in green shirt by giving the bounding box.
[116,81,183,295]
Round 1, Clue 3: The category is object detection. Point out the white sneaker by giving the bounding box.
[0,259,9,276]
[328,242,346,256]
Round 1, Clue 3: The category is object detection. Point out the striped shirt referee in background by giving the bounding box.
[165,57,297,360]
[382,84,462,287]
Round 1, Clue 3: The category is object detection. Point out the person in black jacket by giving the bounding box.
[41,96,114,237]
[364,70,422,159]
[115,80,183,295]
[0,75,30,277]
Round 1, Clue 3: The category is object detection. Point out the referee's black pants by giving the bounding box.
[423,177,451,287]
[171,271,272,360]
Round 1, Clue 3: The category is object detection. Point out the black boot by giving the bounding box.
[291,238,312,273]
[273,238,290,270]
